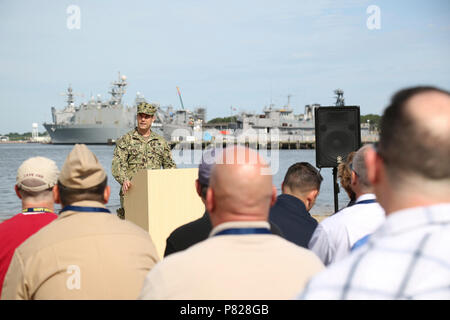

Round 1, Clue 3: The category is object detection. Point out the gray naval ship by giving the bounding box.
[43,74,204,144]
[235,94,319,136]
[235,90,347,134]
[201,89,376,144]
[230,89,375,143]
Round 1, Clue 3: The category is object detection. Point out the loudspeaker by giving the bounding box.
[315,106,361,168]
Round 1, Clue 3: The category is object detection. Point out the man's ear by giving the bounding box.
[15,185,22,200]
[311,189,319,201]
[195,179,202,197]
[306,189,319,211]
[270,185,277,207]
[365,147,379,186]
[53,184,61,204]
[205,187,215,214]
[351,170,358,187]
[103,186,111,204]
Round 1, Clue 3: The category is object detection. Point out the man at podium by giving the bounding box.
[112,102,176,219]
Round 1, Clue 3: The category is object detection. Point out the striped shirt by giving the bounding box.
[298,203,450,299]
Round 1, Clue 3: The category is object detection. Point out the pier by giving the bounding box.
[169,133,379,150]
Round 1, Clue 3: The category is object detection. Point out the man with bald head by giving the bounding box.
[299,86,450,299]
[163,148,283,257]
[139,146,324,300]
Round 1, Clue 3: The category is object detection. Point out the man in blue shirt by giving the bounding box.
[269,162,323,248]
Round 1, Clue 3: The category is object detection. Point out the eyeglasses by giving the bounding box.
[349,162,359,177]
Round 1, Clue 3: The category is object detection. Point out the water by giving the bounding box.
[0,144,349,221]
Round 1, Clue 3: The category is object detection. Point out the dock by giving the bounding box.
[169,133,379,150]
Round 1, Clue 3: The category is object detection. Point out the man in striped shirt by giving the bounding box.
[299,86,450,299]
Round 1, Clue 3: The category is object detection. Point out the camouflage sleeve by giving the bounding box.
[162,140,177,169]
[111,137,130,185]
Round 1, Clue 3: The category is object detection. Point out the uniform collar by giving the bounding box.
[132,128,158,142]
[355,193,376,203]
[209,221,271,238]
[276,194,307,212]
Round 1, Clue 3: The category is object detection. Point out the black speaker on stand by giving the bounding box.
[314,106,361,213]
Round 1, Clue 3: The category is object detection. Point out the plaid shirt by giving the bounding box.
[298,203,450,299]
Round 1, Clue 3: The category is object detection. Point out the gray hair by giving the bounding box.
[352,144,372,191]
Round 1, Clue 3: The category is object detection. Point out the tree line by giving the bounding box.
[0,132,49,141]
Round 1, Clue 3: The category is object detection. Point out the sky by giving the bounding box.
[0,0,449,134]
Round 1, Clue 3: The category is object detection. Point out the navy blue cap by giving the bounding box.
[198,148,217,186]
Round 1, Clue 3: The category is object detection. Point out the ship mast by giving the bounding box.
[109,72,127,105]
[334,89,345,106]
[60,84,82,109]
[66,85,74,106]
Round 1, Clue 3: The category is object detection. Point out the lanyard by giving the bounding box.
[22,207,53,215]
[60,206,111,214]
[214,228,271,237]
[351,234,371,251]
[356,199,377,205]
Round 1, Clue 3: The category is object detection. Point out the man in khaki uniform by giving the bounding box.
[112,102,176,219]
[2,144,159,300]
[139,146,324,300]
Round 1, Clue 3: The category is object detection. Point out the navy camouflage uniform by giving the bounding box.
[111,103,176,219]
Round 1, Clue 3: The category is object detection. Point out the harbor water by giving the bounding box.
[0,144,349,222]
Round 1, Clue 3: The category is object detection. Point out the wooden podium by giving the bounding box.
[123,168,204,259]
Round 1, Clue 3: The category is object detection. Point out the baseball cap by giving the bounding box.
[16,156,59,192]
[137,102,157,116]
[198,148,217,186]
[59,144,107,189]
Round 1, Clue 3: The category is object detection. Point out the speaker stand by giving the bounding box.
[333,167,339,213]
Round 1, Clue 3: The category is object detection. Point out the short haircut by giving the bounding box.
[352,145,372,190]
[199,182,208,200]
[378,86,450,181]
[283,162,323,194]
[58,177,107,207]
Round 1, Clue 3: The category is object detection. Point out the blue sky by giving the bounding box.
[0,0,449,134]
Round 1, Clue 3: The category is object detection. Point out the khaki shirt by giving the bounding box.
[139,221,324,300]
[111,128,176,185]
[2,200,159,300]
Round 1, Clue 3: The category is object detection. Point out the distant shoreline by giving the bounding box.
[0,141,29,144]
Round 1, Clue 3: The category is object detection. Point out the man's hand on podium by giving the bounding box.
[122,180,132,194]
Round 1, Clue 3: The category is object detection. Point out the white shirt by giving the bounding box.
[299,203,450,299]
[308,193,385,266]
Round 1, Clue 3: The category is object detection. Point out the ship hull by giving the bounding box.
[43,124,133,144]
[43,123,166,144]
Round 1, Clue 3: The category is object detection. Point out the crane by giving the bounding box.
[176,86,185,110]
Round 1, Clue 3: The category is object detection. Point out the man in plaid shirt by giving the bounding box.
[299,86,450,299]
